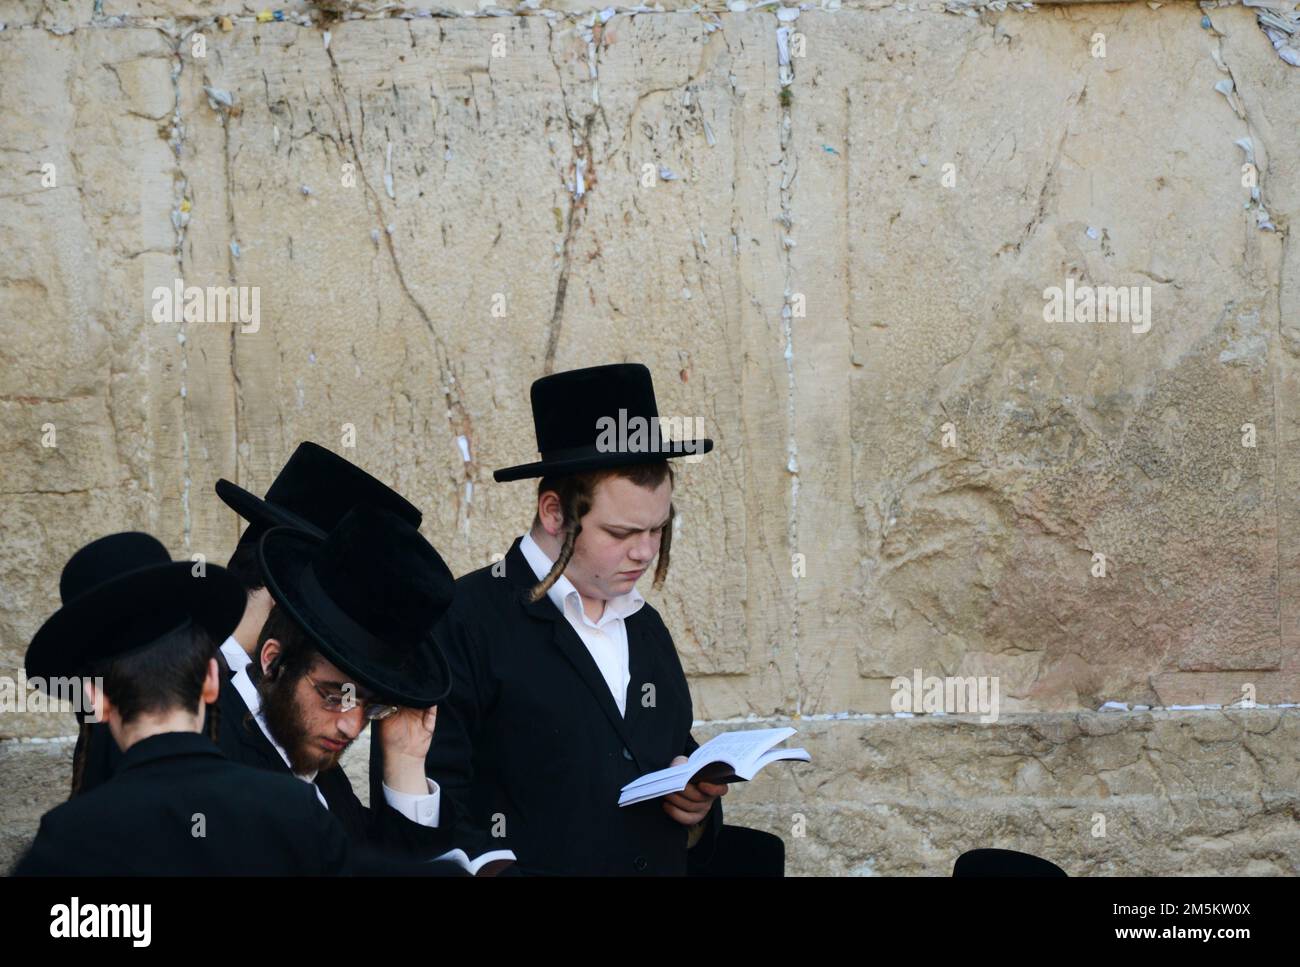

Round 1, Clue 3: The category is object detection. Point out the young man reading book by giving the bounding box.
[403,363,727,874]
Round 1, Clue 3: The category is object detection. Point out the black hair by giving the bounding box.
[248,604,316,687]
[84,621,216,723]
[72,622,219,796]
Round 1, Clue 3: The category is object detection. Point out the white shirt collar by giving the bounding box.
[518,532,645,627]
[218,635,252,675]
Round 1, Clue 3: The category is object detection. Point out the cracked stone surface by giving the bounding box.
[1,2,1297,874]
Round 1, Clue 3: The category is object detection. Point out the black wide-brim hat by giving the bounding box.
[493,363,713,482]
[26,532,246,686]
[216,441,422,547]
[952,849,1067,877]
[258,506,454,707]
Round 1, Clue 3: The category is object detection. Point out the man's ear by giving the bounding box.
[200,657,220,704]
[260,639,282,679]
[537,490,563,536]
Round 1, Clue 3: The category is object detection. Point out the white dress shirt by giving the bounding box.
[224,636,440,825]
[219,635,252,676]
[519,531,646,716]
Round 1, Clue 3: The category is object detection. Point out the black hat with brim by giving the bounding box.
[26,532,246,686]
[493,363,713,482]
[215,477,326,542]
[493,438,713,483]
[216,441,421,547]
[257,507,454,708]
[952,849,1067,877]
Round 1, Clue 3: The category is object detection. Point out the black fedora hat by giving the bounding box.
[26,533,246,685]
[952,848,1067,877]
[216,441,422,546]
[257,506,454,707]
[493,363,713,482]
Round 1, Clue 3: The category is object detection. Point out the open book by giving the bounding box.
[435,847,516,876]
[618,727,810,807]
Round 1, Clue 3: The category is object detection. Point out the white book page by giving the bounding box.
[738,746,811,780]
[434,847,518,874]
[622,729,797,792]
[687,727,796,772]
[623,760,695,790]
[619,748,811,806]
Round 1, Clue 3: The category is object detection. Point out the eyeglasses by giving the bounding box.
[305,672,399,721]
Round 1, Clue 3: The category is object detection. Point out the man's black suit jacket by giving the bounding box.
[14,731,350,875]
[371,537,721,875]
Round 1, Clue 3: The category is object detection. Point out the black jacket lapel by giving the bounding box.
[621,613,649,740]
[507,539,643,769]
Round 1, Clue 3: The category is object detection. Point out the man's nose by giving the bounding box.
[630,530,658,562]
[336,705,365,738]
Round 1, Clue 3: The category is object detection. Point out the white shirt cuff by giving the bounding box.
[382,779,441,827]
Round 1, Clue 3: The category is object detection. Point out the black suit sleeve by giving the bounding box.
[314,800,353,876]
[319,764,456,859]
[365,742,468,855]
[415,607,503,860]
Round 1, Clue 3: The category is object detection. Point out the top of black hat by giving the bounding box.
[493,363,713,482]
[27,532,246,686]
[257,505,454,706]
[216,441,422,547]
[952,849,1067,877]
[530,363,659,454]
[59,532,172,605]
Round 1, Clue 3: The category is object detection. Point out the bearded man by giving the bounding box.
[218,504,461,868]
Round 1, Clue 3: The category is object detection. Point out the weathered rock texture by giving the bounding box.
[1,0,1297,874]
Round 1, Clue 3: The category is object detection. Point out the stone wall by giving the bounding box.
[1,0,1297,874]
